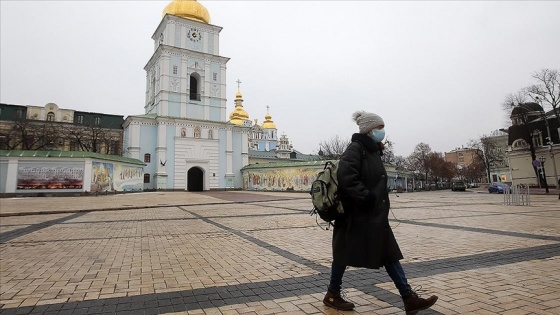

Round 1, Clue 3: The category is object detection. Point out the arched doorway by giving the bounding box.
[187,167,204,191]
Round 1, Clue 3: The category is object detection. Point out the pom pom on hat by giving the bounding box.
[352,111,385,134]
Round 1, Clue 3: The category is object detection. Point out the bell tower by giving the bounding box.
[145,0,230,122]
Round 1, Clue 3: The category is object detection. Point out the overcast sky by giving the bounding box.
[1,1,559,157]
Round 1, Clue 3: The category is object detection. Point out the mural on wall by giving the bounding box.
[17,165,84,190]
[114,164,143,191]
[91,162,144,192]
[243,167,318,192]
[91,162,114,192]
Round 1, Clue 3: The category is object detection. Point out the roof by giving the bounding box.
[248,149,320,161]
[0,150,145,166]
[242,160,328,170]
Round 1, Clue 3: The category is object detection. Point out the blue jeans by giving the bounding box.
[328,261,412,297]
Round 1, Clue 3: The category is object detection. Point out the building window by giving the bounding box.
[213,72,217,81]
[16,109,23,119]
[110,141,120,155]
[173,65,178,75]
[94,117,101,125]
[70,141,80,151]
[532,130,542,147]
[144,153,151,163]
[77,115,84,124]
[190,74,200,101]
[194,126,201,139]
[46,112,55,121]
[144,174,150,183]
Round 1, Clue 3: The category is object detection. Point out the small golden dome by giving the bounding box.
[262,113,276,129]
[162,0,210,24]
[229,104,249,125]
[236,91,243,99]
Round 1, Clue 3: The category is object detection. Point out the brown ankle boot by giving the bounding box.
[403,291,438,315]
[323,290,355,311]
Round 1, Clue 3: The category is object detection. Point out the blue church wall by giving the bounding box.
[218,129,227,187]
[140,125,157,189]
[186,103,204,120]
[175,26,181,47]
[166,125,176,186]
[170,55,181,75]
[207,33,215,55]
[168,97,181,117]
[209,107,221,121]
[210,64,220,82]
[232,132,243,188]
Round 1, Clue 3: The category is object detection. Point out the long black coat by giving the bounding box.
[333,133,403,269]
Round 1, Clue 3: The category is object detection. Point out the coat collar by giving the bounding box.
[351,133,382,154]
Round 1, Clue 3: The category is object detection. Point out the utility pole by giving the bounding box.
[536,97,559,189]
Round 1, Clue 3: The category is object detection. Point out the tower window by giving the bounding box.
[173,65,178,75]
[144,153,151,163]
[190,74,200,101]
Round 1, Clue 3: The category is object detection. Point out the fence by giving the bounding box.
[504,185,530,206]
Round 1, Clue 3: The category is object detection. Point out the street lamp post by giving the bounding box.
[535,96,559,189]
[539,155,549,193]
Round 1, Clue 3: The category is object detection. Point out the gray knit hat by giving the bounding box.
[352,111,385,134]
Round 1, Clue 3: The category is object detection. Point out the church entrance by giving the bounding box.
[187,167,204,191]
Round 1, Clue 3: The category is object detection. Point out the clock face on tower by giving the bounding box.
[188,29,201,42]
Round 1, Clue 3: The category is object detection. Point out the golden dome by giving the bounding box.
[229,90,249,125]
[262,112,276,129]
[229,108,249,125]
[162,0,210,24]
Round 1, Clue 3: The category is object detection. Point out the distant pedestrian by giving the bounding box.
[323,111,438,314]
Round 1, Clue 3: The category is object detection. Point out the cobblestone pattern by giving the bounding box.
[0,191,558,314]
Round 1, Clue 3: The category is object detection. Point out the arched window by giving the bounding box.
[511,139,528,150]
[532,130,542,147]
[190,73,201,101]
[46,112,55,121]
[208,129,213,139]
[194,126,201,139]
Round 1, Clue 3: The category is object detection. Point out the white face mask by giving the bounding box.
[370,129,385,142]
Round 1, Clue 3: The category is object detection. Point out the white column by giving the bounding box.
[5,159,18,193]
[83,160,93,192]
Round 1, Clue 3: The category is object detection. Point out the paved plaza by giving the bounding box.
[0,190,559,315]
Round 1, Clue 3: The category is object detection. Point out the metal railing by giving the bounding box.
[504,185,530,206]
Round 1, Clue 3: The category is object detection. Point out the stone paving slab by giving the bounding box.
[0,190,559,314]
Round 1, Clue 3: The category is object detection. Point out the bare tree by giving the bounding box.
[525,68,560,125]
[460,159,485,184]
[4,118,63,150]
[468,136,504,183]
[381,137,396,165]
[318,135,350,160]
[407,143,432,189]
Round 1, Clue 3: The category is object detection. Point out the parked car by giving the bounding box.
[468,182,479,188]
[451,181,466,191]
[488,182,510,194]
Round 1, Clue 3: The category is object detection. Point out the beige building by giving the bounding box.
[0,103,124,155]
[444,147,481,168]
